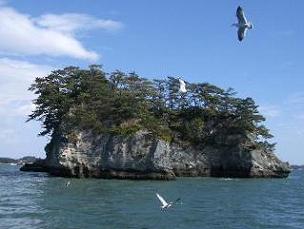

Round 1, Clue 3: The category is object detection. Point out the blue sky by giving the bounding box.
[0,0,303,164]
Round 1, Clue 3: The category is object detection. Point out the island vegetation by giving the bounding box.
[28,65,274,151]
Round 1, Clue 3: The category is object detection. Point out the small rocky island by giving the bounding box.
[21,66,290,179]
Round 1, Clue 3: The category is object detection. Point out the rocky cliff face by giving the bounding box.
[25,130,290,179]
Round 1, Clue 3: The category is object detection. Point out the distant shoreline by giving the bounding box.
[0,156,39,165]
[290,165,304,170]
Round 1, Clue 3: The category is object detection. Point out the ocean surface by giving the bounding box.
[0,164,303,229]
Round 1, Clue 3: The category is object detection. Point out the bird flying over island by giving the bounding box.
[232,6,253,41]
[178,78,187,93]
[156,193,181,210]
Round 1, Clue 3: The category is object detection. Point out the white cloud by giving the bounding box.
[0,5,122,60]
[0,58,50,157]
[15,103,36,116]
[0,58,52,117]
[35,13,122,34]
[0,3,123,158]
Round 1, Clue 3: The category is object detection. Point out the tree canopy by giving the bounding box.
[28,65,274,150]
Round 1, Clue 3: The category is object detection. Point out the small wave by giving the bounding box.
[219,178,237,181]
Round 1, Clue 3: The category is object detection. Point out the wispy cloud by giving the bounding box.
[0,58,52,117]
[0,4,122,60]
[35,13,122,34]
[287,92,304,105]
[0,57,51,155]
[259,105,281,118]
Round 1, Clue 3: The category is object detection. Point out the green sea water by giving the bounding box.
[0,164,303,229]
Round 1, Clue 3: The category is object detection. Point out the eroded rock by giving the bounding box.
[21,130,290,179]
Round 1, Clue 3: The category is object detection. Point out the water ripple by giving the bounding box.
[0,164,303,229]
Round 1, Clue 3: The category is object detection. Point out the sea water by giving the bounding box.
[0,164,303,229]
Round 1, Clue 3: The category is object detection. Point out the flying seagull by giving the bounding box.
[156,193,181,210]
[232,6,253,41]
[178,78,187,93]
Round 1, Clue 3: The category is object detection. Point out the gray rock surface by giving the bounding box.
[21,130,290,179]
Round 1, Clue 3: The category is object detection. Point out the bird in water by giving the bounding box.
[156,193,181,210]
[178,78,187,93]
[66,181,71,187]
[232,6,253,41]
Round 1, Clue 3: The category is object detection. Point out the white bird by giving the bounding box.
[66,181,71,187]
[178,78,187,93]
[232,6,253,41]
[156,193,180,210]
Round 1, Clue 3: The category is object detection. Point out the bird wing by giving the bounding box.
[236,6,247,24]
[178,79,187,92]
[237,27,247,41]
[178,79,185,86]
[156,193,168,206]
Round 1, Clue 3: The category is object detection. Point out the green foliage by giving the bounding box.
[109,125,142,136]
[28,65,274,149]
